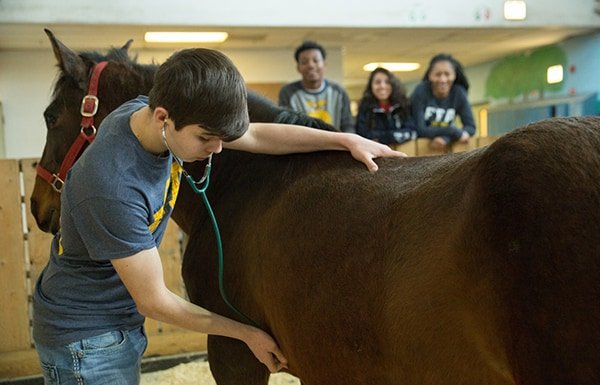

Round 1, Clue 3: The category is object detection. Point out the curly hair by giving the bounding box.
[294,40,327,62]
[359,67,410,120]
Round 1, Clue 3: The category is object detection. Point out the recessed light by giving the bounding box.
[363,62,421,72]
[144,32,228,43]
[504,0,527,21]
[547,65,563,84]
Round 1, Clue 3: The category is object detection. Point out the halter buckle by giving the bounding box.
[80,95,99,117]
[50,174,65,193]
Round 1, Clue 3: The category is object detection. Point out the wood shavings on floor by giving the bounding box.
[141,360,300,385]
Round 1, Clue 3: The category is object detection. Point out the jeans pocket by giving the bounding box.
[136,326,148,356]
[40,362,60,385]
[82,330,126,351]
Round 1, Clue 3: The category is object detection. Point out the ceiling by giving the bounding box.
[1,23,598,88]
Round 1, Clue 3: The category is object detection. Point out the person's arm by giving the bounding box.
[456,87,476,137]
[411,100,462,140]
[278,85,291,108]
[419,125,463,141]
[410,82,428,136]
[339,90,355,133]
[356,108,395,144]
[112,248,288,373]
[223,122,405,172]
[355,105,372,140]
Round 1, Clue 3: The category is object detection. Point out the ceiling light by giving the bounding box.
[504,0,527,20]
[547,65,563,84]
[144,32,228,43]
[363,62,421,72]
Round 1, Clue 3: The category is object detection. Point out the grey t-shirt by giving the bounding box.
[33,96,181,346]
[278,80,355,133]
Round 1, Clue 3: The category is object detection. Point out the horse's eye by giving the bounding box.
[44,111,57,127]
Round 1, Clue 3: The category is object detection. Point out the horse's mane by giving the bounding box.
[81,46,159,75]
[52,45,159,98]
[80,46,134,64]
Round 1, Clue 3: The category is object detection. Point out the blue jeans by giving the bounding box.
[35,326,147,385]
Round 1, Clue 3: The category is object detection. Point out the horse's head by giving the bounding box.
[30,29,156,233]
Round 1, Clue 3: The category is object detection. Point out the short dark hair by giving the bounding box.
[294,40,327,62]
[422,53,470,91]
[148,48,249,141]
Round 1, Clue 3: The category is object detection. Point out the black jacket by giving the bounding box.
[355,103,416,144]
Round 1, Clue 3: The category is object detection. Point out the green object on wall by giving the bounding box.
[485,53,528,101]
[485,44,567,101]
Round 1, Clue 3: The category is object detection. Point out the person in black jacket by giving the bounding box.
[355,67,416,145]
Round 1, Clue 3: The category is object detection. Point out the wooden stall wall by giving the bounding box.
[0,159,206,379]
[392,136,495,156]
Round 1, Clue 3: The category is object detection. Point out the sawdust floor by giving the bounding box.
[141,359,300,385]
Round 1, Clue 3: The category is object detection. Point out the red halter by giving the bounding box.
[36,61,109,192]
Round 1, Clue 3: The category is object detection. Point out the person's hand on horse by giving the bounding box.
[244,327,289,373]
[346,134,406,173]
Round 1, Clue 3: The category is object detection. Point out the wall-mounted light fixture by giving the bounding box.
[363,62,420,72]
[504,0,527,20]
[144,32,229,43]
[547,65,564,84]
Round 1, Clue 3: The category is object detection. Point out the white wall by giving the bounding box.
[134,48,343,84]
[0,51,57,159]
[0,46,343,159]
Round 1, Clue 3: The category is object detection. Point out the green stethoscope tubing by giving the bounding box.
[180,155,258,327]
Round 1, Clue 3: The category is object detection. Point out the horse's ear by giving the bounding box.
[44,29,89,90]
[121,39,134,52]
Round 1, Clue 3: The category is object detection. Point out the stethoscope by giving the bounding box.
[182,154,212,194]
[161,123,257,326]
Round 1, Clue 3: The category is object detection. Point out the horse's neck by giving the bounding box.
[136,64,158,94]
[97,64,157,127]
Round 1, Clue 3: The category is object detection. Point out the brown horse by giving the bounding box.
[31,30,600,385]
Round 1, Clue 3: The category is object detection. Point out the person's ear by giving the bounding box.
[153,107,169,125]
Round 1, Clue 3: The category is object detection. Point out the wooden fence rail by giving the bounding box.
[0,136,498,379]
